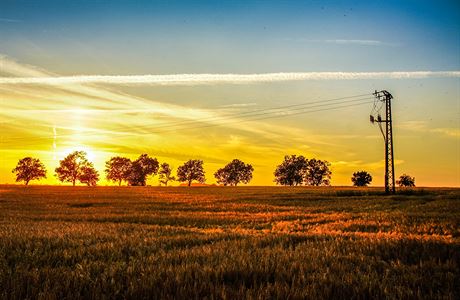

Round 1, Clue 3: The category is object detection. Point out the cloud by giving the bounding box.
[0,71,459,86]
[0,55,51,77]
[430,128,460,138]
[220,103,257,108]
[324,39,386,46]
[398,121,460,138]
[0,17,21,23]
[288,38,400,46]
[0,55,330,152]
[331,159,405,170]
[398,120,427,131]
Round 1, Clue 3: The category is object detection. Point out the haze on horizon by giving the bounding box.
[0,0,459,187]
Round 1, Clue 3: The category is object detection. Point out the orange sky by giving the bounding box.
[1,1,459,186]
[1,55,458,186]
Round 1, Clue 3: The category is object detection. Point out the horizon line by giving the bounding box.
[0,183,459,188]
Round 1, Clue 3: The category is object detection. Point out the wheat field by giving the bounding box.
[0,186,458,299]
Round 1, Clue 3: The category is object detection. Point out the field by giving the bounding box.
[0,186,459,299]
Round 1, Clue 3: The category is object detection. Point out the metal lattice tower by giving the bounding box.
[370,90,395,194]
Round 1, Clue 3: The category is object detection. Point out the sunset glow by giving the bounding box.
[1,0,459,186]
[1,2,459,299]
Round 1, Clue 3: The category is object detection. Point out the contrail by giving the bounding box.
[0,71,459,85]
[303,39,391,46]
[53,126,57,161]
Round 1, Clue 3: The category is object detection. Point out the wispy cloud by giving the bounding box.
[220,103,257,108]
[287,38,400,46]
[323,39,398,46]
[398,121,460,138]
[326,39,381,45]
[430,128,460,138]
[0,55,328,151]
[0,17,22,23]
[0,71,459,86]
[398,120,427,131]
[331,159,405,171]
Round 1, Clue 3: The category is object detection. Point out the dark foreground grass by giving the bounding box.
[0,186,459,299]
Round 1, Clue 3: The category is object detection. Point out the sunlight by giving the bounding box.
[59,145,97,164]
[0,1,458,188]
[0,1,458,298]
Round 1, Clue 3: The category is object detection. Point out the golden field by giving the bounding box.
[0,186,459,299]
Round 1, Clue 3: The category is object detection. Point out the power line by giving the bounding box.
[2,96,374,142]
[118,95,372,134]
[150,100,374,135]
[1,93,372,142]
[3,99,373,147]
[132,93,372,130]
[14,94,372,140]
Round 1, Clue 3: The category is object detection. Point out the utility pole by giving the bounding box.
[370,90,395,194]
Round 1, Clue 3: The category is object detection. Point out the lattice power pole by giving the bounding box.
[370,90,395,194]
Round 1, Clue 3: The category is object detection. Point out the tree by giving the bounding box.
[55,151,96,186]
[11,157,47,185]
[304,158,331,186]
[351,171,372,187]
[397,174,415,187]
[274,155,308,186]
[159,163,175,186]
[105,156,132,186]
[79,164,99,186]
[127,154,159,186]
[177,160,205,186]
[214,159,253,186]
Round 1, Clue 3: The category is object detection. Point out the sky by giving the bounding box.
[0,0,459,186]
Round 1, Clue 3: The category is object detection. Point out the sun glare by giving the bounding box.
[59,146,97,163]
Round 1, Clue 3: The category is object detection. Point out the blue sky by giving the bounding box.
[1,0,459,74]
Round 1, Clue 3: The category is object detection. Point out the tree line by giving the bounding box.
[11,152,415,187]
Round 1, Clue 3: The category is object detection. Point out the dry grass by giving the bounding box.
[0,186,459,299]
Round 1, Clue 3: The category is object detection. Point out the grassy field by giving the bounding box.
[0,186,459,299]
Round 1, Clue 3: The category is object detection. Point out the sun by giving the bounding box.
[80,146,96,162]
[59,145,97,164]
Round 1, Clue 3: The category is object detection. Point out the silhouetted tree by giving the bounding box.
[159,163,175,186]
[397,174,415,187]
[214,159,253,186]
[274,155,308,186]
[127,154,159,186]
[304,158,331,186]
[12,157,47,185]
[79,164,99,186]
[177,160,205,186]
[105,156,132,186]
[351,171,372,187]
[55,151,96,186]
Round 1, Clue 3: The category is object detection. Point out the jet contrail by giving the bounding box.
[0,71,459,85]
